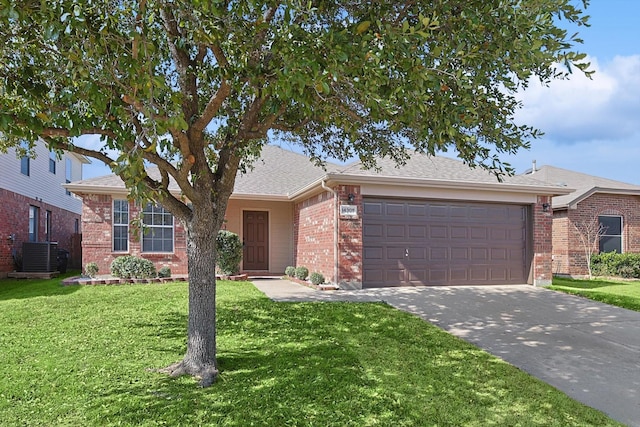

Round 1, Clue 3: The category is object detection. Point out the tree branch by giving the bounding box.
[192,80,231,133]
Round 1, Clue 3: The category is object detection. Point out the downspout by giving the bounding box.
[321,180,339,287]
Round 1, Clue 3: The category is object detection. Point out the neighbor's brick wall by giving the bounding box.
[79,194,188,275]
[551,210,570,275]
[555,193,640,277]
[0,187,80,276]
[532,195,553,286]
[293,190,335,282]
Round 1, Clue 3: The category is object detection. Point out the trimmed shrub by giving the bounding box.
[295,266,309,281]
[110,255,157,279]
[216,230,243,275]
[84,262,99,278]
[591,252,640,279]
[309,272,325,285]
[285,266,296,277]
[158,266,172,278]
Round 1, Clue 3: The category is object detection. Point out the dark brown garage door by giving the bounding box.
[362,198,529,287]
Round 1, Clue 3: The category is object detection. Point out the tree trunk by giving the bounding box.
[161,203,223,387]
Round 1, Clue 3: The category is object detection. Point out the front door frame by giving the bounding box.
[242,210,270,271]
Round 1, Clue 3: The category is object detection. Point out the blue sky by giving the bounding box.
[81,1,640,184]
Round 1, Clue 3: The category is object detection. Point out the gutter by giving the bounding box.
[321,180,339,287]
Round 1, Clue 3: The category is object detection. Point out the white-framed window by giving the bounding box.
[113,199,129,252]
[599,215,623,253]
[28,205,39,242]
[49,151,56,174]
[142,203,173,253]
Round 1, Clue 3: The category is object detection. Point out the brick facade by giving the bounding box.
[335,185,363,288]
[553,193,640,277]
[79,193,188,276]
[0,187,81,277]
[293,190,335,282]
[79,186,558,287]
[532,195,554,286]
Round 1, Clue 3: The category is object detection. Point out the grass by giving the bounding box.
[0,274,621,426]
[549,277,640,312]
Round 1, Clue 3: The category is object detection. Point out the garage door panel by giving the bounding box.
[363,198,528,288]
[470,227,488,239]
[363,224,384,238]
[363,246,383,260]
[386,203,405,216]
[387,247,406,260]
[429,225,448,239]
[430,247,448,260]
[451,227,468,239]
[408,225,427,238]
[386,224,406,238]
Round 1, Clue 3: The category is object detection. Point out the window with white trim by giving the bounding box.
[599,215,622,253]
[113,199,129,252]
[142,203,173,253]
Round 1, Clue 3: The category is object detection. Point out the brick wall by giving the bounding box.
[554,193,640,277]
[79,194,188,276]
[335,185,363,288]
[293,185,364,288]
[0,187,80,276]
[293,190,335,281]
[532,195,553,286]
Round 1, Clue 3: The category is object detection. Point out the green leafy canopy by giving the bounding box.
[0,0,591,214]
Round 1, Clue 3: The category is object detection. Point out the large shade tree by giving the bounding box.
[0,0,590,386]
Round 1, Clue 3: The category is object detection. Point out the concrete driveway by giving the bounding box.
[252,279,640,426]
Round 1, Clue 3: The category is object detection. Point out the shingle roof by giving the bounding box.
[523,165,640,208]
[334,151,560,188]
[233,145,341,196]
[66,145,568,198]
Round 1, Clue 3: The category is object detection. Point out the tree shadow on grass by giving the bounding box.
[82,298,616,426]
[0,272,81,301]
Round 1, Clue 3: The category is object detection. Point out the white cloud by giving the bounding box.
[516,55,640,143]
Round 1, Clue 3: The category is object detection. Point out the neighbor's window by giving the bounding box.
[20,140,30,176]
[65,158,72,195]
[28,205,39,242]
[142,203,173,253]
[113,199,129,252]
[599,215,622,253]
[49,151,56,174]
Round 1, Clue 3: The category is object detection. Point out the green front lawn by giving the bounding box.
[550,277,640,312]
[0,275,619,426]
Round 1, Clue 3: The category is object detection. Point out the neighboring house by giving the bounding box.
[66,146,571,288]
[523,165,640,277]
[0,139,90,277]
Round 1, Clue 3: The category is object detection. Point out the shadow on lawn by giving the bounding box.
[83,297,609,426]
[0,272,81,301]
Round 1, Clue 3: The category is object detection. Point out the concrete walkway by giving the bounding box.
[252,279,640,426]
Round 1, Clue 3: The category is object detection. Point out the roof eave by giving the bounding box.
[230,193,290,202]
[320,173,574,196]
[561,187,640,210]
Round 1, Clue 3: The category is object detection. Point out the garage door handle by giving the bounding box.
[405,248,409,257]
